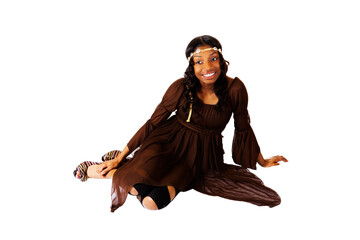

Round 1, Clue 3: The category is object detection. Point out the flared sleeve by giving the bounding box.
[230,78,260,170]
[127,78,185,153]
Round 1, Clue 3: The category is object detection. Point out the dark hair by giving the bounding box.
[183,35,230,111]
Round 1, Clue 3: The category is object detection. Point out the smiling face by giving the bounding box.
[192,45,221,87]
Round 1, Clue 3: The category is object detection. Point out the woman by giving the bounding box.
[74,35,288,212]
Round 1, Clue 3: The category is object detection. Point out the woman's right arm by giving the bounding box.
[98,79,185,176]
[126,79,184,153]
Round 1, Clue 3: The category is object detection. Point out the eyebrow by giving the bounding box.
[193,52,219,58]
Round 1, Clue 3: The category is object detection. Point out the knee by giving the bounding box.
[142,196,158,210]
[129,187,138,196]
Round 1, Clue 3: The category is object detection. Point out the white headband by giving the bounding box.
[187,47,222,62]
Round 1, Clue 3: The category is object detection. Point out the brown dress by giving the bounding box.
[110,77,280,212]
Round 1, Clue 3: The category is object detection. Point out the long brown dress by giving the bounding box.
[110,77,280,212]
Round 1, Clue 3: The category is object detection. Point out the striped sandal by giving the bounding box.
[73,150,122,182]
[73,161,100,182]
[101,150,121,162]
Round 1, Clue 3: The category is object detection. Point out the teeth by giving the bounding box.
[204,72,215,77]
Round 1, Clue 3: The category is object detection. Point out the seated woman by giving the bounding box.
[73,35,288,212]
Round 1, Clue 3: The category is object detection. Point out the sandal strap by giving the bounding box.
[101,150,121,162]
[73,161,100,182]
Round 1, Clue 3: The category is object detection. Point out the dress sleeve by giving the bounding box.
[127,79,184,153]
[230,78,260,170]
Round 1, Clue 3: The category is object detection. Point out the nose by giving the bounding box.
[203,60,212,70]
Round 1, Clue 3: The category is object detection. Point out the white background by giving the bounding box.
[1,0,359,239]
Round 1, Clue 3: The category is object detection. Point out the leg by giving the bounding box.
[86,165,116,179]
[75,164,140,196]
[195,167,281,207]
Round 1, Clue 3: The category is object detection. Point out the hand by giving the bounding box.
[260,155,288,168]
[96,159,119,177]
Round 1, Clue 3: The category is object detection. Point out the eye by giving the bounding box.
[195,60,203,64]
[211,57,218,61]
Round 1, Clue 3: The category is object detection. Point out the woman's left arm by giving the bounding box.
[257,152,288,168]
[230,78,288,169]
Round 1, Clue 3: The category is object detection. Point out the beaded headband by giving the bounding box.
[187,47,222,62]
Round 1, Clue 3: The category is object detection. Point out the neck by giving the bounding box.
[198,83,215,93]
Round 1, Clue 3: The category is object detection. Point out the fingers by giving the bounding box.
[101,165,109,176]
[97,163,108,177]
[281,155,288,162]
[97,164,105,173]
[273,155,288,163]
[269,155,288,167]
[95,160,117,177]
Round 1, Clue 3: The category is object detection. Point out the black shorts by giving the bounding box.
[132,183,180,209]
